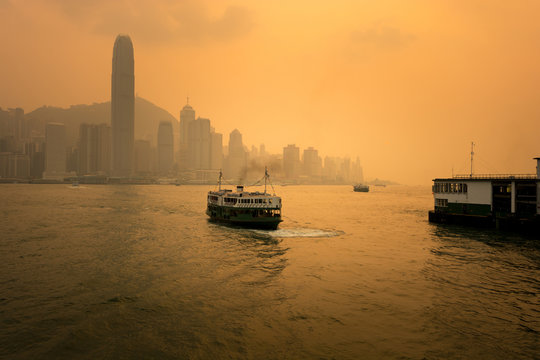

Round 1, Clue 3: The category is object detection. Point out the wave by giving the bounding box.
[252,228,344,238]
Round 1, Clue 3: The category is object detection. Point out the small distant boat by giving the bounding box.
[353,184,369,192]
[206,168,282,230]
[72,180,79,187]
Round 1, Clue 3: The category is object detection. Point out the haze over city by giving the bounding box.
[1,0,540,184]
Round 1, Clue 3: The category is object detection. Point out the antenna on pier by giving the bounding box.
[470,142,475,178]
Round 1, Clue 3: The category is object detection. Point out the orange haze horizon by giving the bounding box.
[1,0,540,184]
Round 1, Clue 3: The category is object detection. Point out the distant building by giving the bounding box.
[351,157,364,184]
[283,144,300,179]
[340,157,351,182]
[111,34,135,177]
[79,123,111,175]
[43,123,67,180]
[134,139,152,174]
[210,131,223,170]
[225,129,247,180]
[303,147,322,178]
[157,121,174,174]
[179,101,195,170]
[323,156,337,182]
[8,154,30,178]
[187,117,211,170]
[26,138,45,179]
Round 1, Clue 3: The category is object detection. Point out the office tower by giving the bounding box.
[283,144,300,179]
[157,121,174,174]
[179,101,195,170]
[351,157,364,183]
[210,131,223,170]
[79,124,111,175]
[340,157,351,182]
[43,123,66,179]
[323,156,337,182]
[111,34,135,177]
[7,154,30,178]
[226,129,247,180]
[134,140,152,174]
[26,138,45,179]
[303,146,322,178]
[187,117,211,170]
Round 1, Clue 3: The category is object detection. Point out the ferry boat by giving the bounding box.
[429,157,540,232]
[206,168,282,230]
[353,184,369,192]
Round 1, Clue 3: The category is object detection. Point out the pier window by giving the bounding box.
[435,198,448,207]
[434,182,468,194]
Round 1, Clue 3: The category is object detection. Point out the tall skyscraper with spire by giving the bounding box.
[111,34,135,177]
[179,99,195,170]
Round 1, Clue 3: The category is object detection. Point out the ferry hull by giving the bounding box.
[206,205,282,230]
[207,215,282,230]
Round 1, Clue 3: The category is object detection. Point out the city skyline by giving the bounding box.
[2,1,540,184]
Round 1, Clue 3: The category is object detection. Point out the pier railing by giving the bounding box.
[452,174,536,180]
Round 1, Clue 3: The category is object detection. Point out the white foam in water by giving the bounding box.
[253,228,344,238]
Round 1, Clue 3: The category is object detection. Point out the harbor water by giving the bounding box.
[1,184,539,359]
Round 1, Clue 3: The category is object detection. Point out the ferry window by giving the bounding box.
[463,184,467,193]
[458,184,462,193]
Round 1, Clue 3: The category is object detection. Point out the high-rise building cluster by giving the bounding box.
[0,34,363,184]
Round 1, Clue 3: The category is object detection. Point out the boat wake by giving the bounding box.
[252,228,344,238]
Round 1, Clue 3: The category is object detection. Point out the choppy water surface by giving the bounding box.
[1,184,538,359]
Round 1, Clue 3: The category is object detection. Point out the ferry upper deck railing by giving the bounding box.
[450,174,536,180]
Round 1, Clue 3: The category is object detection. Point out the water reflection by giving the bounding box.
[207,223,289,279]
[423,223,540,359]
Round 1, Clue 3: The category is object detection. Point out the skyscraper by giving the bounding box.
[179,101,195,170]
[210,131,223,170]
[43,123,66,180]
[225,129,247,180]
[187,117,211,170]
[303,146,322,178]
[111,34,134,177]
[283,144,300,180]
[157,121,174,175]
[78,123,111,175]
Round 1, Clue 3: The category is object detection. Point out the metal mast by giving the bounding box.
[470,142,475,178]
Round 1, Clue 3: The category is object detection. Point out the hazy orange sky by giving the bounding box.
[1,0,540,184]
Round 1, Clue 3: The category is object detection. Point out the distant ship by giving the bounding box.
[206,168,282,230]
[353,184,369,192]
